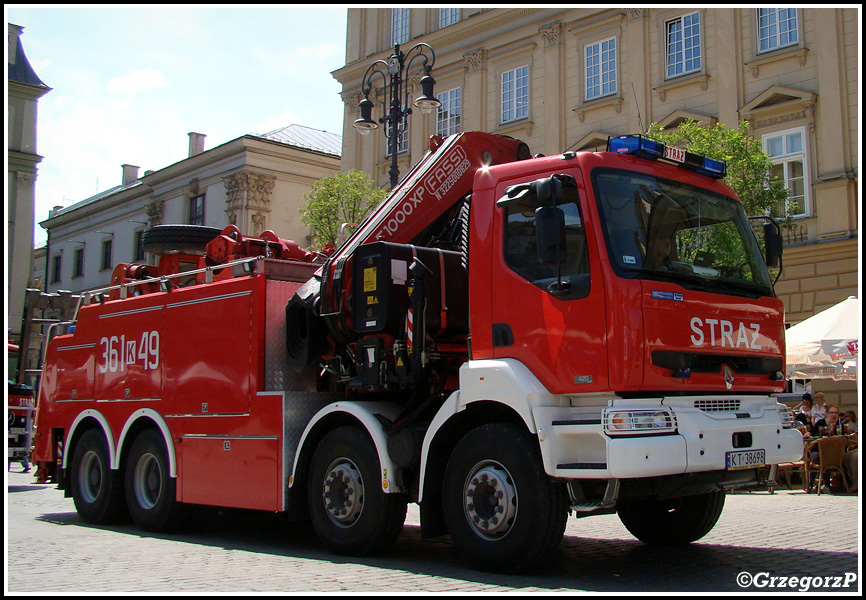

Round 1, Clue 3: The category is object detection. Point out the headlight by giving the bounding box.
[603,409,677,436]
[776,404,795,429]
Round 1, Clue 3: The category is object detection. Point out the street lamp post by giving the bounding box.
[353,43,441,190]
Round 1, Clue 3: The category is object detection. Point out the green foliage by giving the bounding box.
[644,120,789,218]
[300,170,387,250]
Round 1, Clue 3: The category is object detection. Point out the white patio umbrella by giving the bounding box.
[785,296,860,380]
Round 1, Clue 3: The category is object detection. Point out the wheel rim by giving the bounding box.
[133,452,163,510]
[78,450,104,504]
[321,458,364,528]
[463,459,518,541]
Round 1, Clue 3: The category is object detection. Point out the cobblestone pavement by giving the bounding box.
[5,469,860,593]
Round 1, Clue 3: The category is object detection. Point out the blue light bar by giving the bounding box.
[608,135,664,159]
[607,135,727,179]
[697,157,726,179]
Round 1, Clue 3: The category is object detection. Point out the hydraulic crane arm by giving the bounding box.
[315,132,529,341]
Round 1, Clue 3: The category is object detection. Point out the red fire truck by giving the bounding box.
[8,343,36,471]
[32,132,802,573]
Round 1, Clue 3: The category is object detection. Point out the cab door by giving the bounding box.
[489,173,608,394]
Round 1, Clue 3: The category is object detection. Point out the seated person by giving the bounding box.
[843,448,858,493]
[811,391,828,422]
[795,394,814,427]
[644,235,675,270]
[811,405,845,437]
[843,410,858,435]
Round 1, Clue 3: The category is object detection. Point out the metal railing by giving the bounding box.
[82,255,265,305]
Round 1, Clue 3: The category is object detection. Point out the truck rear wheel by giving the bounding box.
[616,490,725,545]
[70,429,127,524]
[125,429,185,532]
[307,426,407,556]
[442,423,568,573]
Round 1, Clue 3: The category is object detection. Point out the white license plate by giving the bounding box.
[726,449,765,470]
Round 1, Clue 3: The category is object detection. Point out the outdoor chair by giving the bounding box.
[770,459,804,493]
[804,437,850,494]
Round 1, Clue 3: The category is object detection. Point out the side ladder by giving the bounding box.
[15,288,82,389]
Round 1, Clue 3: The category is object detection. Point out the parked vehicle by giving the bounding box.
[8,343,35,471]
[32,132,802,573]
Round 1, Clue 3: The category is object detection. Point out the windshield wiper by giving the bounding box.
[621,266,711,292]
[623,266,772,298]
[709,277,772,299]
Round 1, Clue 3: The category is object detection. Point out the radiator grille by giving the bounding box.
[694,399,741,412]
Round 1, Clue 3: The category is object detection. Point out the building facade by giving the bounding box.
[8,23,51,342]
[332,8,859,406]
[40,125,341,294]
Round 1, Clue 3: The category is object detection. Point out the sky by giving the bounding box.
[6,5,349,248]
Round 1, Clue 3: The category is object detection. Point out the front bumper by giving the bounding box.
[533,395,804,480]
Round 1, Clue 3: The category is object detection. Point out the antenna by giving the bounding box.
[631,83,644,133]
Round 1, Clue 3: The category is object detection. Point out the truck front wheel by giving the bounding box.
[125,429,185,532]
[616,490,725,545]
[70,429,127,524]
[308,426,407,556]
[442,423,568,573]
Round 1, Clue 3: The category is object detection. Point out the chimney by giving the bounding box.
[122,164,140,185]
[188,132,206,157]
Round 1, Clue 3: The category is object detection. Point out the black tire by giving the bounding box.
[70,429,127,524]
[616,490,726,545]
[442,423,568,573]
[307,426,408,556]
[125,429,186,532]
[141,224,222,256]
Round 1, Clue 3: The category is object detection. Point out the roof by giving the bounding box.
[47,180,144,220]
[255,124,342,157]
[43,124,341,223]
[8,24,50,89]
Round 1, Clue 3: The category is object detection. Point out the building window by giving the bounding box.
[51,254,62,284]
[391,8,410,46]
[439,8,460,28]
[189,194,205,226]
[385,121,408,156]
[101,239,113,271]
[501,65,529,124]
[134,229,146,262]
[585,37,617,101]
[757,8,799,53]
[666,12,701,78]
[73,247,85,278]
[764,127,809,218]
[436,87,461,137]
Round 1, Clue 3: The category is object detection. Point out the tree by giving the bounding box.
[300,170,387,250]
[644,120,789,218]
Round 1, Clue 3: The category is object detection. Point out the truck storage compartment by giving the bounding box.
[351,241,468,340]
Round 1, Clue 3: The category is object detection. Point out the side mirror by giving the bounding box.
[763,222,783,269]
[536,206,567,265]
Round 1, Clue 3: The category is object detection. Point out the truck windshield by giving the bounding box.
[593,168,774,298]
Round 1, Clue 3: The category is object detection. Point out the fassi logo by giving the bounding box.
[424,145,469,199]
[377,145,471,239]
